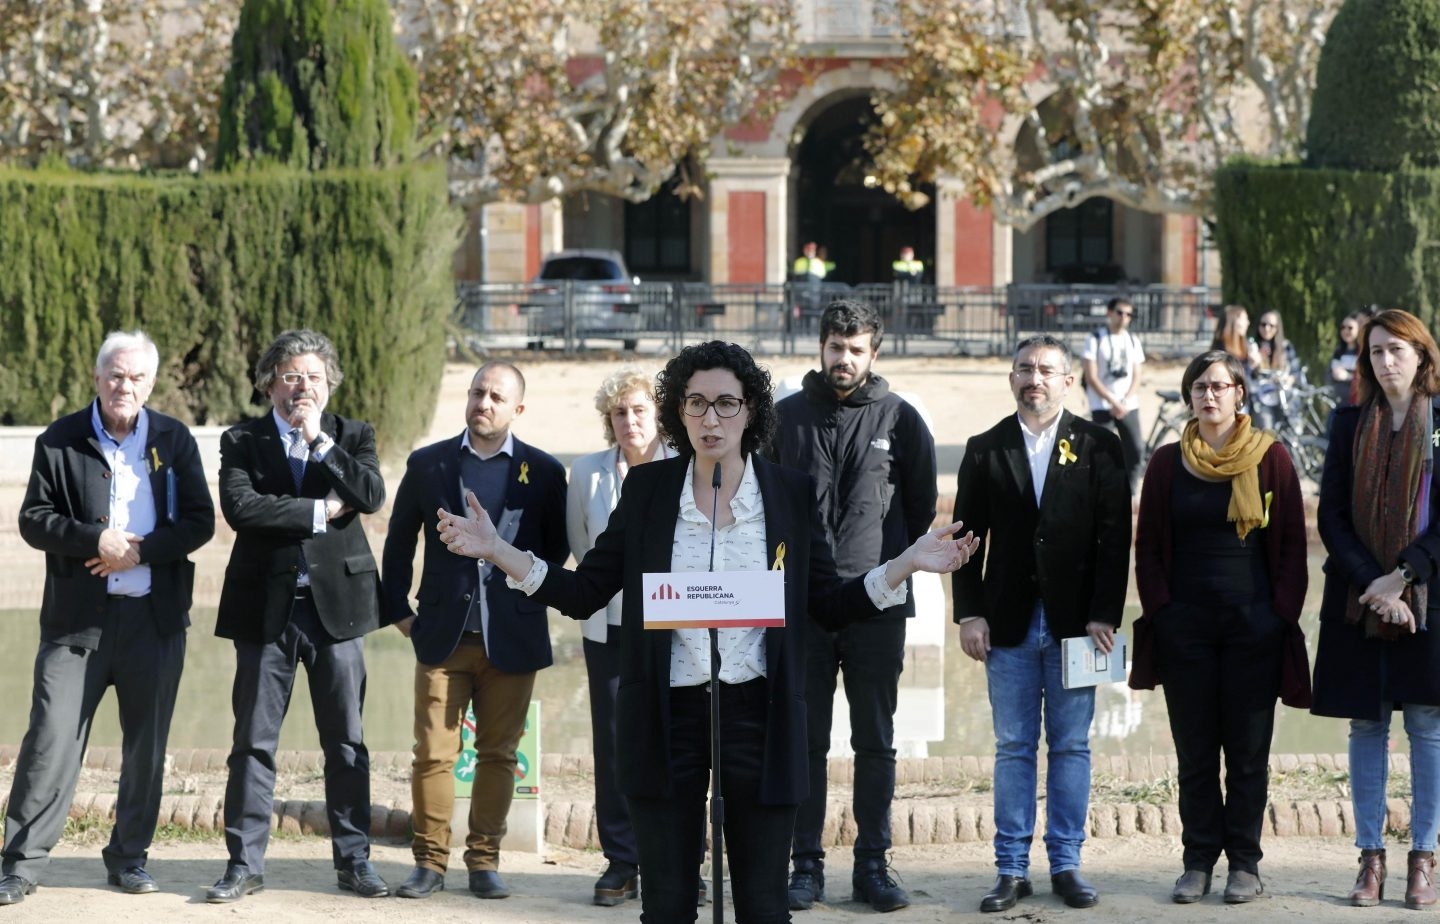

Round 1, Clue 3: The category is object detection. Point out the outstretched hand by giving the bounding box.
[437,491,496,560]
[906,520,980,575]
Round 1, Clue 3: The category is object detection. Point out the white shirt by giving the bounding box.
[1018,412,1061,506]
[1082,327,1144,412]
[510,456,910,685]
[91,404,154,597]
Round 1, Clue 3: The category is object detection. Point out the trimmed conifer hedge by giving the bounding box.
[1213,161,1440,370]
[0,164,461,458]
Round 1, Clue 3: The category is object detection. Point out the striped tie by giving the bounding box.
[288,430,309,578]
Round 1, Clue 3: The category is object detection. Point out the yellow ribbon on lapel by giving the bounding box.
[149,447,162,473]
[1261,490,1273,528]
[1057,438,1077,466]
[771,542,786,571]
[518,461,529,484]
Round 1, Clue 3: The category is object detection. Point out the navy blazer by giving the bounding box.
[18,403,215,647]
[951,410,1131,645]
[382,434,569,670]
[216,412,385,644]
[528,453,878,805]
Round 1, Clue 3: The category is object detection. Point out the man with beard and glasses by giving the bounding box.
[381,361,567,901]
[205,329,389,903]
[770,299,937,913]
[953,334,1131,913]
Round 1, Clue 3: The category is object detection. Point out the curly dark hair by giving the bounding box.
[655,341,776,457]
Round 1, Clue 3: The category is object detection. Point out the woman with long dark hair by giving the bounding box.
[1312,309,1440,910]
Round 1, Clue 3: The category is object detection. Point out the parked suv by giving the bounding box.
[521,249,642,349]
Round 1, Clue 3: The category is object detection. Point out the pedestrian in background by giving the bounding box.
[1081,296,1145,491]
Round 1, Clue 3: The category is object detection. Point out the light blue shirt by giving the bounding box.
[91,402,154,597]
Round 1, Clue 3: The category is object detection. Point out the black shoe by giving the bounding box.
[0,875,36,905]
[396,867,446,899]
[107,866,158,894]
[205,865,264,903]
[980,875,1032,912]
[1051,870,1100,909]
[697,872,708,906]
[469,869,511,899]
[337,860,390,898]
[788,863,825,910]
[593,861,638,907]
[853,864,911,912]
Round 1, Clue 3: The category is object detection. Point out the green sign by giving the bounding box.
[454,700,541,801]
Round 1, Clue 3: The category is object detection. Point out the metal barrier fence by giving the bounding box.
[454,280,1219,358]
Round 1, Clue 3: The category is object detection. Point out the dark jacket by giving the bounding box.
[951,410,1131,644]
[769,371,937,618]
[215,412,386,644]
[527,454,880,805]
[1312,402,1440,718]
[1129,441,1311,707]
[18,404,215,647]
[382,433,569,670]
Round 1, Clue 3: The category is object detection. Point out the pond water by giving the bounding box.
[0,555,1364,762]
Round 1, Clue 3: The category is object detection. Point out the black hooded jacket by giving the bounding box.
[769,370,938,619]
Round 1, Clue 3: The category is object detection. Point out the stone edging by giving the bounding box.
[0,748,1408,850]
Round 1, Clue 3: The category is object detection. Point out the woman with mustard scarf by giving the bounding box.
[1312,309,1440,910]
[1130,349,1309,905]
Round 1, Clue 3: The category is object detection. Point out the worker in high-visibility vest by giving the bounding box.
[793,241,827,280]
[892,245,924,283]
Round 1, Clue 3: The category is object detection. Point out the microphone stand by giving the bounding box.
[707,461,724,924]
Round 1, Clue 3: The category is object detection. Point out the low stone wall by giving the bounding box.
[0,747,1403,850]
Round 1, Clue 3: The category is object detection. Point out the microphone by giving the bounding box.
[707,462,721,571]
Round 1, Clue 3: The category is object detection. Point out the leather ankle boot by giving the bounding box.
[1407,850,1437,909]
[1349,849,1385,906]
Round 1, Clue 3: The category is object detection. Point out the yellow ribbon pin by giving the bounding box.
[1057,438,1077,466]
[518,461,529,484]
[1261,490,1273,528]
[771,542,786,571]
[149,447,162,473]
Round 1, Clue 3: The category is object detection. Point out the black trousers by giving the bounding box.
[1154,599,1282,874]
[583,635,638,866]
[1,596,183,881]
[1091,408,1143,491]
[791,615,905,872]
[222,593,371,873]
[630,679,794,924]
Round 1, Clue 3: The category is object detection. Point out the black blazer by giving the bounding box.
[216,412,385,643]
[951,410,1131,645]
[382,434,569,670]
[18,404,215,648]
[529,454,877,805]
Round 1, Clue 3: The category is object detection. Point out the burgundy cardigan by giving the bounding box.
[1129,441,1312,707]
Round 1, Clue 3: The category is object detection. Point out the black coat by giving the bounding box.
[769,371,937,618]
[215,412,386,644]
[381,434,569,669]
[1311,402,1440,718]
[18,404,215,647]
[951,410,1131,644]
[528,454,878,805]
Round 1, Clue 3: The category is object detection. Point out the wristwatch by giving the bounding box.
[1399,561,1418,585]
[308,433,330,453]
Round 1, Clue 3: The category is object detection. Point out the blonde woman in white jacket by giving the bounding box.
[566,367,678,907]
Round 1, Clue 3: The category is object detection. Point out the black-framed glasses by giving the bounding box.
[1190,382,1239,397]
[279,372,325,386]
[683,394,745,418]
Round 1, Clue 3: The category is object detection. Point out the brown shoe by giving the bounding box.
[1350,849,1386,907]
[1407,850,1437,909]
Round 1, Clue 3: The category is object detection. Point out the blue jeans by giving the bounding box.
[985,605,1096,876]
[1350,704,1440,852]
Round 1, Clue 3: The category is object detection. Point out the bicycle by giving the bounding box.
[1142,388,1191,469]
